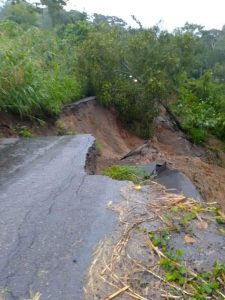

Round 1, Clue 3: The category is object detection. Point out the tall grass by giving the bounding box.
[0,20,83,119]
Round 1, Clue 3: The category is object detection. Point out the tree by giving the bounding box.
[40,0,67,26]
[0,0,38,26]
[92,13,127,28]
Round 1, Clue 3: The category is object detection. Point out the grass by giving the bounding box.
[102,164,149,183]
[149,229,225,299]
[186,127,208,144]
[0,21,83,120]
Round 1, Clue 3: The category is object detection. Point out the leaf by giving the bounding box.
[196,220,208,230]
[183,234,196,244]
[176,249,183,257]
[165,271,179,281]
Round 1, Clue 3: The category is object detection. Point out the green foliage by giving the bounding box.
[148,230,171,252]
[40,0,67,27]
[102,165,149,183]
[0,1,38,26]
[147,201,225,300]
[14,125,32,137]
[172,72,225,142]
[77,25,176,138]
[149,232,225,298]
[187,128,208,144]
[0,1,225,141]
[0,21,83,118]
[180,211,197,225]
[216,216,225,225]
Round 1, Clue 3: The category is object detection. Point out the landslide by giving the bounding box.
[58,99,142,172]
[58,100,225,211]
[1,98,225,211]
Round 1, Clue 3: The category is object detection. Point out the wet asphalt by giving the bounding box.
[0,135,125,300]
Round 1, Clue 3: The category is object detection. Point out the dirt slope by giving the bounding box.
[59,100,143,170]
[122,109,225,211]
[1,99,225,210]
[59,100,225,210]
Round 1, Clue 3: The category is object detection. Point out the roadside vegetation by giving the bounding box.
[0,0,225,141]
[102,165,149,183]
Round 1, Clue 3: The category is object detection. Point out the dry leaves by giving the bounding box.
[183,235,196,244]
[196,220,208,230]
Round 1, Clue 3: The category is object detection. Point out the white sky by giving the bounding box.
[66,0,225,31]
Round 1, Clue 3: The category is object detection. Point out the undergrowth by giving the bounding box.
[102,164,149,183]
[0,21,83,119]
[13,125,32,137]
[172,72,225,143]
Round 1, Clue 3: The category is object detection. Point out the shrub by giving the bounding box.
[14,125,32,137]
[172,72,225,142]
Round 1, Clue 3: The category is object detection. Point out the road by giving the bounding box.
[0,135,125,300]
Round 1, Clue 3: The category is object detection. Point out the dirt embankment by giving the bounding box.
[122,109,225,211]
[0,111,58,138]
[58,100,142,171]
[1,99,225,210]
[59,100,225,210]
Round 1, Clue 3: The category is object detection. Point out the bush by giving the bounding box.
[77,25,174,138]
[172,72,225,142]
[14,125,32,137]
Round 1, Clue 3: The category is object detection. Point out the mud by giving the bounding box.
[59,99,142,160]
[121,108,225,211]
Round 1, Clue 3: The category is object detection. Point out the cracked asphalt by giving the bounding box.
[0,135,125,300]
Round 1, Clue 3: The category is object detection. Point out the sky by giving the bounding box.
[66,0,225,31]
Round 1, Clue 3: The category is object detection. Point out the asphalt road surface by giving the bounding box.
[142,162,202,201]
[0,135,125,300]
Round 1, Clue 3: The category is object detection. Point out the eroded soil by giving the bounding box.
[122,110,225,211]
[1,99,225,211]
[58,100,225,211]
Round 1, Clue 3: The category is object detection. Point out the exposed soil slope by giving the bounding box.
[58,100,142,171]
[1,99,225,210]
[122,108,225,211]
[0,112,57,137]
[59,100,225,211]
